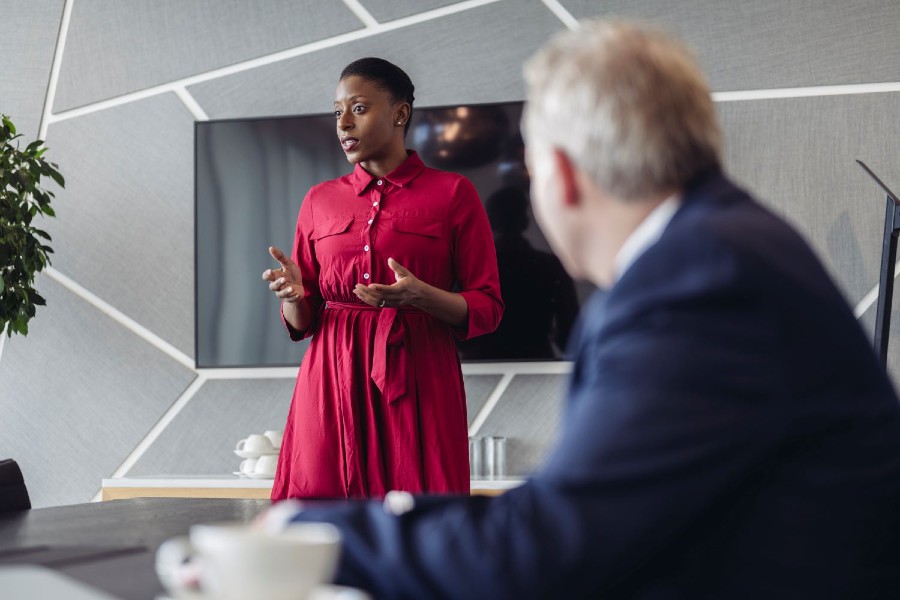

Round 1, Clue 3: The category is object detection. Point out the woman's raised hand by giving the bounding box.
[354,257,422,308]
[263,246,305,303]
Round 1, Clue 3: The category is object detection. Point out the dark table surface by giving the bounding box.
[0,497,271,599]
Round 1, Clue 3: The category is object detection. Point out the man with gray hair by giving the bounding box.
[277,20,900,598]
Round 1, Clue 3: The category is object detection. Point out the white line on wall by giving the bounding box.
[47,0,503,124]
[91,374,209,501]
[37,0,75,140]
[199,367,299,379]
[713,82,900,103]
[174,87,209,121]
[540,0,580,30]
[341,0,379,28]
[469,372,515,436]
[44,267,195,370]
[462,361,572,375]
[853,259,900,319]
[192,362,572,380]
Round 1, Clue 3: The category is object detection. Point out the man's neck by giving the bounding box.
[584,189,678,286]
[612,193,682,281]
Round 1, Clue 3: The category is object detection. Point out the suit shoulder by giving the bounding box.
[615,175,846,323]
[663,176,818,275]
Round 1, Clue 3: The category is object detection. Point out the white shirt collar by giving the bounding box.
[613,193,682,281]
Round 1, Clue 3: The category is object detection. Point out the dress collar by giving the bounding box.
[349,151,426,195]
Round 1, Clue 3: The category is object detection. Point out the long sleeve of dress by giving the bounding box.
[450,177,504,340]
[281,188,324,341]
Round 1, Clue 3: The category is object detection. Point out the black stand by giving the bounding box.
[856,160,900,367]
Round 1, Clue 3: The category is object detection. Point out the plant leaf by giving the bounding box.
[49,169,65,187]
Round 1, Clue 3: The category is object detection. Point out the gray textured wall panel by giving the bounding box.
[54,0,363,112]
[0,276,196,508]
[717,93,900,306]
[44,93,195,356]
[188,0,564,118]
[559,0,900,91]
[463,374,503,426]
[359,0,459,22]
[476,374,568,477]
[128,378,295,476]
[0,0,64,139]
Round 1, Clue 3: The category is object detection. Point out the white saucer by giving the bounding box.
[231,471,250,478]
[245,472,275,480]
[234,449,278,459]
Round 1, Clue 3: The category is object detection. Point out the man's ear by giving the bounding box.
[552,148,580,207]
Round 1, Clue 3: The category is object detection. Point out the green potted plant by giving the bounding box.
[0,114,64,346]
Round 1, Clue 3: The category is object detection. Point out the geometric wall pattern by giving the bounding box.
[2,0,899,508]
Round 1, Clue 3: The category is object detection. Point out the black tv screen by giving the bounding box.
[195,101,592,368]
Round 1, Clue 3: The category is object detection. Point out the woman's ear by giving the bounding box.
[394,103,411,127]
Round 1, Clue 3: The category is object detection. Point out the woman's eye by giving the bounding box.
[353,105,366,114]
[334,110,342,118]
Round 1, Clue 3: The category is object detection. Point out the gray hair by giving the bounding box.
[522,20,722,201]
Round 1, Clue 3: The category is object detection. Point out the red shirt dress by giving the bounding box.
[270,152,503,500]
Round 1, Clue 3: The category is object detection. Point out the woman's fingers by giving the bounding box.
[264,246,303,284]
[276,286,296,299]
[269,246,302,279]
[353,284,378,306]
[269,245,288,265]
[269,277,289,292]
[387,257,412,281]
[263,247,303,302]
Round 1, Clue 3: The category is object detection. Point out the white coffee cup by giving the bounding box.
[264,429,283,449]
[239,458,258,475]
[156,521,341,600]
[255,454,278,477]
[236,434,274,454]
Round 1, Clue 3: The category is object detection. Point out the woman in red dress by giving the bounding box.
[263,58,503,500]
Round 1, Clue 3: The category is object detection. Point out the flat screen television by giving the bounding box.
[195,101,594,368]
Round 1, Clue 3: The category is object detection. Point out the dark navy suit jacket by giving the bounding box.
[294,171,900,599]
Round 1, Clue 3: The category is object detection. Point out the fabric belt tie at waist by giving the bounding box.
[326,302,419,404]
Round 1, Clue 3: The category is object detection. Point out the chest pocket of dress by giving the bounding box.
[312,216,356,277]
[391,216,443,238]
[388,216,446,269]
[314,216,355,241]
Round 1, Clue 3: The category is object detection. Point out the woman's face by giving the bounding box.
[334,75,406,167]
